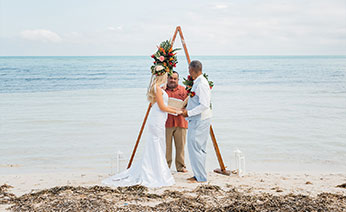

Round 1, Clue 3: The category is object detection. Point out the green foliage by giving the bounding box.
[150,40,181,76]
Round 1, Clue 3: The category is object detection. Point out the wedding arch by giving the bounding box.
[127,26,230,176]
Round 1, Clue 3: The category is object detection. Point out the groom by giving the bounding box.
[182,60,212,182]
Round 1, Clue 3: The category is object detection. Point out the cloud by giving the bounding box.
[20,29,62,43]
[107,26,116,31]
[214,4,228,9]
[107,26,123,31]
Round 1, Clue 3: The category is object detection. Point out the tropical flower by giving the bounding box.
[150,40,180,76]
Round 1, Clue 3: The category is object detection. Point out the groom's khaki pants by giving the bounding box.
[165,127,187,171]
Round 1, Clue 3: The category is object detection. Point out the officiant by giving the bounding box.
[165,71,188,173]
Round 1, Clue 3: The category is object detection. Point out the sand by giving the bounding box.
[1,171,346,211]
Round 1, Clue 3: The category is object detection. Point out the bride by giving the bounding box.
[103,72,182,188]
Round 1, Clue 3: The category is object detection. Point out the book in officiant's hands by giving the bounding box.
[167,97,188,116]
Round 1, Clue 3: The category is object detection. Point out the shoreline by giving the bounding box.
[1,171,346,196]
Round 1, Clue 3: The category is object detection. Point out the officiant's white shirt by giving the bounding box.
[187,74,212,120]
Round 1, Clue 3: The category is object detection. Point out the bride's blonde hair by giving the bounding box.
[147,73,168,104]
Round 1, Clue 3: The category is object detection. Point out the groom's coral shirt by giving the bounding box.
[165,85,188,128]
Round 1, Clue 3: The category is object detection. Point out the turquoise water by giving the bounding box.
[0,56,345,174]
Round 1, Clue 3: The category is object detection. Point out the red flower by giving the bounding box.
[187,75,192,81]
[151,54,155,58]
[190,91,196,97]
[173,63,176,67]
[210,86,213,89]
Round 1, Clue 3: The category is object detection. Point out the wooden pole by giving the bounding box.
[172,26,191,64]
[127,103,152,168]
[177,27,191,63]
[172,27,179,45]
[209,125,225,170]
[210,126,230,175]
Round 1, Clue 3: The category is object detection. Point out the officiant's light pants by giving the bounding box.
[187,118,210,182]
[165,127,187,172]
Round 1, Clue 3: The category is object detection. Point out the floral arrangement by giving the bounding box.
[150,40,180,76]
[183,73,214,97]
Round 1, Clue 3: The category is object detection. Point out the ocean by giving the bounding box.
[0,56,345,175]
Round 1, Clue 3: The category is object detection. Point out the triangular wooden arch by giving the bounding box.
[127,26,230,176]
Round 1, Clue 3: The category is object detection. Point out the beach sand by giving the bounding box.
[1,171,346,211]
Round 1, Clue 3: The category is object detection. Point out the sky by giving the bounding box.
[0,0,345,56]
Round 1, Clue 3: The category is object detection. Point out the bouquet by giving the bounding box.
[150,40,180,76]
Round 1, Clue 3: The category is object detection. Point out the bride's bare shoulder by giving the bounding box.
[155,84,163,94]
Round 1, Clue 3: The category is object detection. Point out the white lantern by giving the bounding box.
[110,151,125,175]
[233,149,246,176]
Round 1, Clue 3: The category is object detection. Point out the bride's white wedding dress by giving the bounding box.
[102,88,175,188]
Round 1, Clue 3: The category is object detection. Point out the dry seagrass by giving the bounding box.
[1,184,345,212]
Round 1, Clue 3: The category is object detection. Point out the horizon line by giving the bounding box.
[1,55,345,57]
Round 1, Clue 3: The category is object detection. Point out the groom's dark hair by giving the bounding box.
[189,60,202,73]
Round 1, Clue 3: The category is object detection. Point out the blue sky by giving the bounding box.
[0,0,345,56]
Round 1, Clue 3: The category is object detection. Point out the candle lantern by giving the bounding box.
[233,149,245,176]
[110,151,125,175]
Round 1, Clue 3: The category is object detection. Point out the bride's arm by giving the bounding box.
[155,85,181,114]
